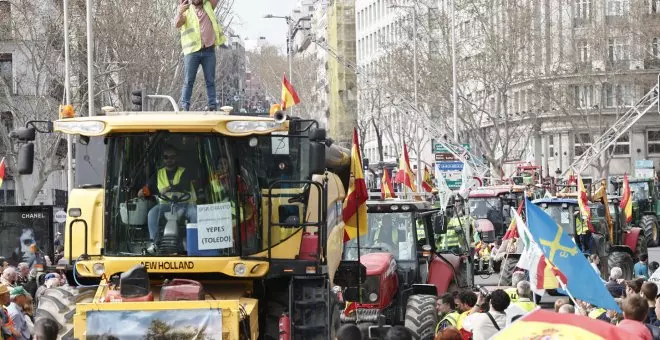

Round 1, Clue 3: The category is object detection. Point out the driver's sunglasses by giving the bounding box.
[163,154,177,160]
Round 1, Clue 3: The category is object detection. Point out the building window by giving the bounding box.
[574,133,592,157]
[0,1,10,38]
[573,85,593,108]
[0,53,12,94]
[607,0,630,15]
[653,38,660,59]
[651,0,659,14]
[576,0,592,18]
[648,130,660,154]
[548,135,555,158]
[608,133,630,155]
[578,41,590,62]
[608,38,629,62]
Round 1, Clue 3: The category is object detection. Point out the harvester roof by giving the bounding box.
[53,113,288,136]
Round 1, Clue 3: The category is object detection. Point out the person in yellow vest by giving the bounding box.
[504,271,526,303]
[436,213,473,253]
[175,0,227,111]
[512,281,537,312]
[141,146,197,253]
[435,293,460,334]
[574,211,592,254]
[455,290,478,331]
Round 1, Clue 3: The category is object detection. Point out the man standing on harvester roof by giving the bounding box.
[175,0,226,111]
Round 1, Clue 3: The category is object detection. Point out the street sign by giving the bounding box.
[636,168,655,179]
[635,159,654,169]
[435,153,457,161]
[437,161,464,171]
[446,180,462,189]
[54,210,67,223]
[432,140,470,154]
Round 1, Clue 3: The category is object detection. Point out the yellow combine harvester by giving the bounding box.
[12,107,351,339]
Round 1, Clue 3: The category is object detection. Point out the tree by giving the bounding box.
[0,0,68,205]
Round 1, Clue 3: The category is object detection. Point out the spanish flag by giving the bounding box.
[381,170,395,199]
[502,200,524,240]
[394,144,417,192]
[421,166,434,193]
[342,128,368,242]
[0,157,5,188]
[620,174,633,223]
[280,73,300,111]
[577,174,594,232]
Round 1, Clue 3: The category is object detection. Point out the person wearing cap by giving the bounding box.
[7,286,31,339]
[0,284,17,339]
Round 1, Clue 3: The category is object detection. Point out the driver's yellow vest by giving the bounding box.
[576,218,587,235]
[156,167,196,204]
[179,1,226,55]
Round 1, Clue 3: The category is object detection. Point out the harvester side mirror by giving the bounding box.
[309,142,326,175]
[9,127,36,141]
[18,143,35,175]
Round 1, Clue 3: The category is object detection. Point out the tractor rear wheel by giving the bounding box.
[608,251,634,280]
[642,215,659,247]
[499,256,519,286]
[634,231,648,261]
[34,286,96,340]
[404,295,438,340]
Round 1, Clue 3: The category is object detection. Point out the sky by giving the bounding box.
[231,0,300,50]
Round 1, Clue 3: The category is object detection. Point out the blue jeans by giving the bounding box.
[147,203,197,243]
[180,46,217,111]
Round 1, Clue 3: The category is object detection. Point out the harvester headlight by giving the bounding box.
[369,293,378,302]
[234,263,247,276]
[92,263,105,276]
[53,120,105,135]
[226,121,282,133]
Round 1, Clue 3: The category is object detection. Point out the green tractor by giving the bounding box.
[611,177,660,247]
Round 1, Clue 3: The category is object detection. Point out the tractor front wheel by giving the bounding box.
[608,251,634,280]
[642,215,659,247]
[404,295,438,340]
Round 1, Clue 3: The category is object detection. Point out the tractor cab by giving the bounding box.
[467,186,526,240]
[610,177,660,246]
[340,200,464,338]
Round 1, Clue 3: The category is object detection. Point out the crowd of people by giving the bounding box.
[0,257,65,340]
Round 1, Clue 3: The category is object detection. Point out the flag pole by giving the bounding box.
[355,171,363,305]
[555,276,584,313]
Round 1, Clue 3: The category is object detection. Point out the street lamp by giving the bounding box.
[263,14,294,87]
[390,3,422,193]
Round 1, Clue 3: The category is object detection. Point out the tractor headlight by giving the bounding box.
[369,293,378,302]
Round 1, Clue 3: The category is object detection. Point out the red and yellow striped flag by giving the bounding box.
[577,174,594,232]
[0,157,6,188]
[342,128,368,242]
[620,174,633,223]
[421,166,434,193]
[394,144,417,192]
[280,73,300,110]
[381,170,395,199]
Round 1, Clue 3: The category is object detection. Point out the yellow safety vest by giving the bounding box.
[504,287,519,303]
[416,220,426,240]
[156,167,196,204]
[588,308,607,319]
[576,218,587,235]
[513,299,537,312]
[179,1,226,55]
[456,310,472,330]
[435,311,459,334]
[210,177,229,201]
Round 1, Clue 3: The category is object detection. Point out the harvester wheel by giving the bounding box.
[404,295,438,340]
[642,215,659,247]
[34,286,96,340]
[608,251,634,280]
[499,256,519,286]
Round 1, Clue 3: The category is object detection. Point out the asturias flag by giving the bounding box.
[0,157,5,188]
[381,170,395,199]
[620,174,633,223]
[342,128,368,242]
[280,73,300,110]
[525,197,621,313]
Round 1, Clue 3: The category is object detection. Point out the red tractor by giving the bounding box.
[337,200,472,340]
[467,185,527,240]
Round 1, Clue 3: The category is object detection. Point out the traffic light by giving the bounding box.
[131,89,147,111]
